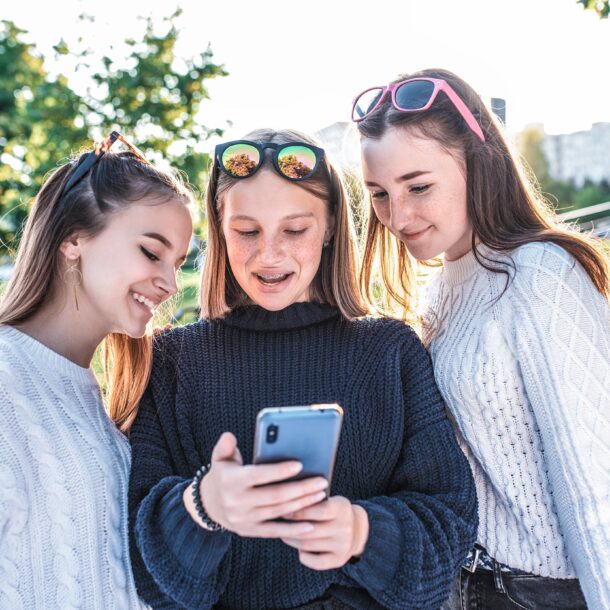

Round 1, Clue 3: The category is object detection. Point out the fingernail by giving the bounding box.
[290,462,303,473]
[300,524,314,533]
[315,479,328,490]
[314,491,326,502]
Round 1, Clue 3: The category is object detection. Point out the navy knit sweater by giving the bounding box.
[129,303,477,610]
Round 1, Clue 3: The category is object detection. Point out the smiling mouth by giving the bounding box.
[255,272,293,286]
[402,226,431,240]
[132,291,157,315]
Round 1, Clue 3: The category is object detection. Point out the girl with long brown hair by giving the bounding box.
[0,131,192,608]
[128,128,477,610]
[354,68,609,609]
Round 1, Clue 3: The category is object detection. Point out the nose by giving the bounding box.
[258,235,284,265]
[156,264,179,298]
[388,196,414,235]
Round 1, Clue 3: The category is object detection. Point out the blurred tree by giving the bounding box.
[0,10,227,253]
[89,9,227,197]
[518,125,577,212]
[577,0,610,18]
[0,20,88,250]
[518,125,550,187]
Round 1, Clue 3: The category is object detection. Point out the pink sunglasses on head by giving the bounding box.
[352,77,486,143]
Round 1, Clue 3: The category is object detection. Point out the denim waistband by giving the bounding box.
[463,543,528,574]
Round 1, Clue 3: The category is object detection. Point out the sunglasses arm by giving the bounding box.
[438,83,486,142]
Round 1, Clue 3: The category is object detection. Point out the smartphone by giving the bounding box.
[253,404,343,491]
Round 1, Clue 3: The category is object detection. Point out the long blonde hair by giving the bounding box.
[358,68,609,314]
[201,128,368,320]
[0,149,193,432]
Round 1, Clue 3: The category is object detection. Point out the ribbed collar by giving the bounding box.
[220,302,340,332]
[0,325,97,387]
[441,244,507,287]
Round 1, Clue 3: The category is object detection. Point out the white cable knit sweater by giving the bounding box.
[0,326,146,609]
[424,241,610,610]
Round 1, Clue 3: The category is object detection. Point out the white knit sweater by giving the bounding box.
[424,241,610,610]
[0,326,146,609]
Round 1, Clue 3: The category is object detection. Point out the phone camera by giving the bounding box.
[266,424,279,444]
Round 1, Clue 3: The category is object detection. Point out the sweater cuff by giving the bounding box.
[145,478,232,581]
[340,500,403,591]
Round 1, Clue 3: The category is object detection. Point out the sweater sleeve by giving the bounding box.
[511,243,610,610]
[129,336,233,610]
[340,330,478,610]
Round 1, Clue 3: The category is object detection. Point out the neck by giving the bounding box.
[17,295,107,368]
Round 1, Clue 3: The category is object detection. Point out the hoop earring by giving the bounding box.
[64,259,82,311]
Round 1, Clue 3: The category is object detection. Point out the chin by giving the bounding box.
[247,291,296,312]
[118,320,150,340]
[404,243,443,262]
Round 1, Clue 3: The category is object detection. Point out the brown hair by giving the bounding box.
[0,149,193,432]
[201,128,367,320]
[358,68,609,313]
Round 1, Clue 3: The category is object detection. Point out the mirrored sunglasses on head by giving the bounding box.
[215,140,326,181]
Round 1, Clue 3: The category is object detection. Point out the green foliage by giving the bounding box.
[573,179,610,208]
[0,10,227,251]
[0,20,88,248]
[518,125,551,187]
[577,0,610,18]
[89,9,227,190]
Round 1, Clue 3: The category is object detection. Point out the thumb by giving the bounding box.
[211,432,242,465]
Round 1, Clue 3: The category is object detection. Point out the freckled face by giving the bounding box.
[361,128,472,261]
[221,169,333,311]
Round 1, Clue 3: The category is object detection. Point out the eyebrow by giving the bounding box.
[143,232,172,248]
[143,232,187,264]
[229,213,315,221]
[365,170,431,187]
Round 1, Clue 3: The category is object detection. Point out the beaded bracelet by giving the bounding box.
[191,464,225,532]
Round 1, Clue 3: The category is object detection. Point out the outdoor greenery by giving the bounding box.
[577,0,610,18]
[1,7,607,331]
[0,9,227,251]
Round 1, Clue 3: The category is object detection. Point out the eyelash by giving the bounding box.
[235,229,307,237]
[371,184,431,200]
[140,246,160,262]
[410,184,431,194]
[371,191,387,201]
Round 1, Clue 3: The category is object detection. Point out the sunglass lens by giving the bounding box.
[352,87,385,120]
[277,145,318,180]
[395,80,435,110]
[221,143,261,177]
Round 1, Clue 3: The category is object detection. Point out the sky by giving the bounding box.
[4,0,610,149]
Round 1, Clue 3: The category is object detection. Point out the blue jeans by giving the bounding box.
[441,565,587,610]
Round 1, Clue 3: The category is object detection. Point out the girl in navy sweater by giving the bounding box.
[128,128,477,610]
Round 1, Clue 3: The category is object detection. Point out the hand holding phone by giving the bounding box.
[184,432,329,539]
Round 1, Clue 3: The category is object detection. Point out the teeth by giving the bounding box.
[132,292,156,313]
[257,273,288,281]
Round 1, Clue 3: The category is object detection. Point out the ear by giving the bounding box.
[59,234,82,261]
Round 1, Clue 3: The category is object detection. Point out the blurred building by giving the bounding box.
[541,122,610,187]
